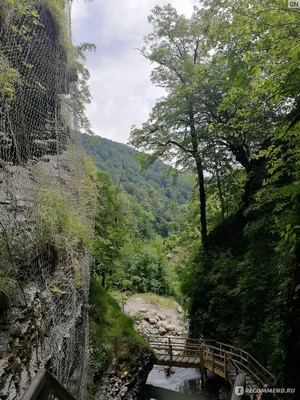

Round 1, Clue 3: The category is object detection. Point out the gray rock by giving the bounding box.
[144,312,155,321]
[177,305,184,314]
[119,386,128,397]
[138,308,147,313]
[166,324,176,332]
[160,321,169,329]
[156,313,166,321]
[148,318,157,325]
[158,327,167,335]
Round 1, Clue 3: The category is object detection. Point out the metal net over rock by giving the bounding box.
[0,1,96,399]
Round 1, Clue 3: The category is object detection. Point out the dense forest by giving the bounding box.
[82,134,193,238]
[126,0,300,393]
[82,134,194,298]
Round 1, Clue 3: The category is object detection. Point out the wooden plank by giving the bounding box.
[151,336,275,390]
[204,364,226,378]
[204,359,224,369]
[148,336,203,342]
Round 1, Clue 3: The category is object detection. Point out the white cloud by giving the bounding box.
[71,0,90,27]
[72,0,197,143]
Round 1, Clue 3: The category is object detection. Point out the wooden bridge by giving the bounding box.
[147,336,276,393]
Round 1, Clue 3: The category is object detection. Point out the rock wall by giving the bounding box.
[95,350,154,400]
[0,152,94,399]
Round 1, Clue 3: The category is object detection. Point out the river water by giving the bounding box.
[145,366,222,400]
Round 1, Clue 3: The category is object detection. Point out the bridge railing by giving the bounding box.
[148,335,276,391]
[20,368,76,400]
[212,342,276,386]
[202,343,227,378]
[226,352,257,389]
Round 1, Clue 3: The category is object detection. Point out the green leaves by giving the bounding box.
[0,55,21,100]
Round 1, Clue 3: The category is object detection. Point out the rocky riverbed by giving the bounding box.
[123,295,189,338]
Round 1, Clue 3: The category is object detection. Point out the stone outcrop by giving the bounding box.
[95,350,155,400]
[0,152,93,400]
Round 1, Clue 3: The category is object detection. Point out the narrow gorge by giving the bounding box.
[1,1,300,400]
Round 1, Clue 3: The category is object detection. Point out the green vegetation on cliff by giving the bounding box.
[89,278,149,388]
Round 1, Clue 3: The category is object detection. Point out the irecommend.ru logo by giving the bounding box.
[288,1,300,8]
[235,386,244,396]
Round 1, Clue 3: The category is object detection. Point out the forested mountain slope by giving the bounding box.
[82,134,193,237]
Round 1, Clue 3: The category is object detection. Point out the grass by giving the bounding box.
[130,292,178,310]
[89,280,150,386]
[109,290,179,310]
[108,290,128,304]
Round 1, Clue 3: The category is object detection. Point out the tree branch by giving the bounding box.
[194,39,200,64]
[151,139,193,155]
[137,48,186,84]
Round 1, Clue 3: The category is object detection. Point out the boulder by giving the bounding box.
[149,318,158,325]
[160,321,169,329]
[166,324,176,332]
[139,308,148,313]
[156,313,166,321]
[144,312,155,321]
[158,326,167,335]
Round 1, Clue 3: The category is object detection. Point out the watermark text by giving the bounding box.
[288,1,300,8]
[235,386,296,396]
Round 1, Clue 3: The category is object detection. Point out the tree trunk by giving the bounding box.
[189,109,208,252]
[101,272,106,288]
[213,144,225,221]
[197,163,208,252]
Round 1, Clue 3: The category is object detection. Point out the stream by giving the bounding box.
[122,295,230,400]
[144,366,221,400]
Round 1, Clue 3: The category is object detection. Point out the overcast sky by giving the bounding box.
[71,0,197,144]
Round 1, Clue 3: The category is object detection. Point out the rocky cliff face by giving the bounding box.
[0,152,94,399]
[95,349,154,400]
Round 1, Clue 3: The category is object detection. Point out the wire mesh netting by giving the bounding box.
[0,1,95,399]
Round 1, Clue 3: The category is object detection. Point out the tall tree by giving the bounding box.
[130,5,212,250]
[93,172,125,288]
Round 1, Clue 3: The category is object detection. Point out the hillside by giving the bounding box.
[82,134,193,237]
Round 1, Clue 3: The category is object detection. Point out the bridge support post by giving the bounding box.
[200,346,205,389]
[168,337,173,368]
